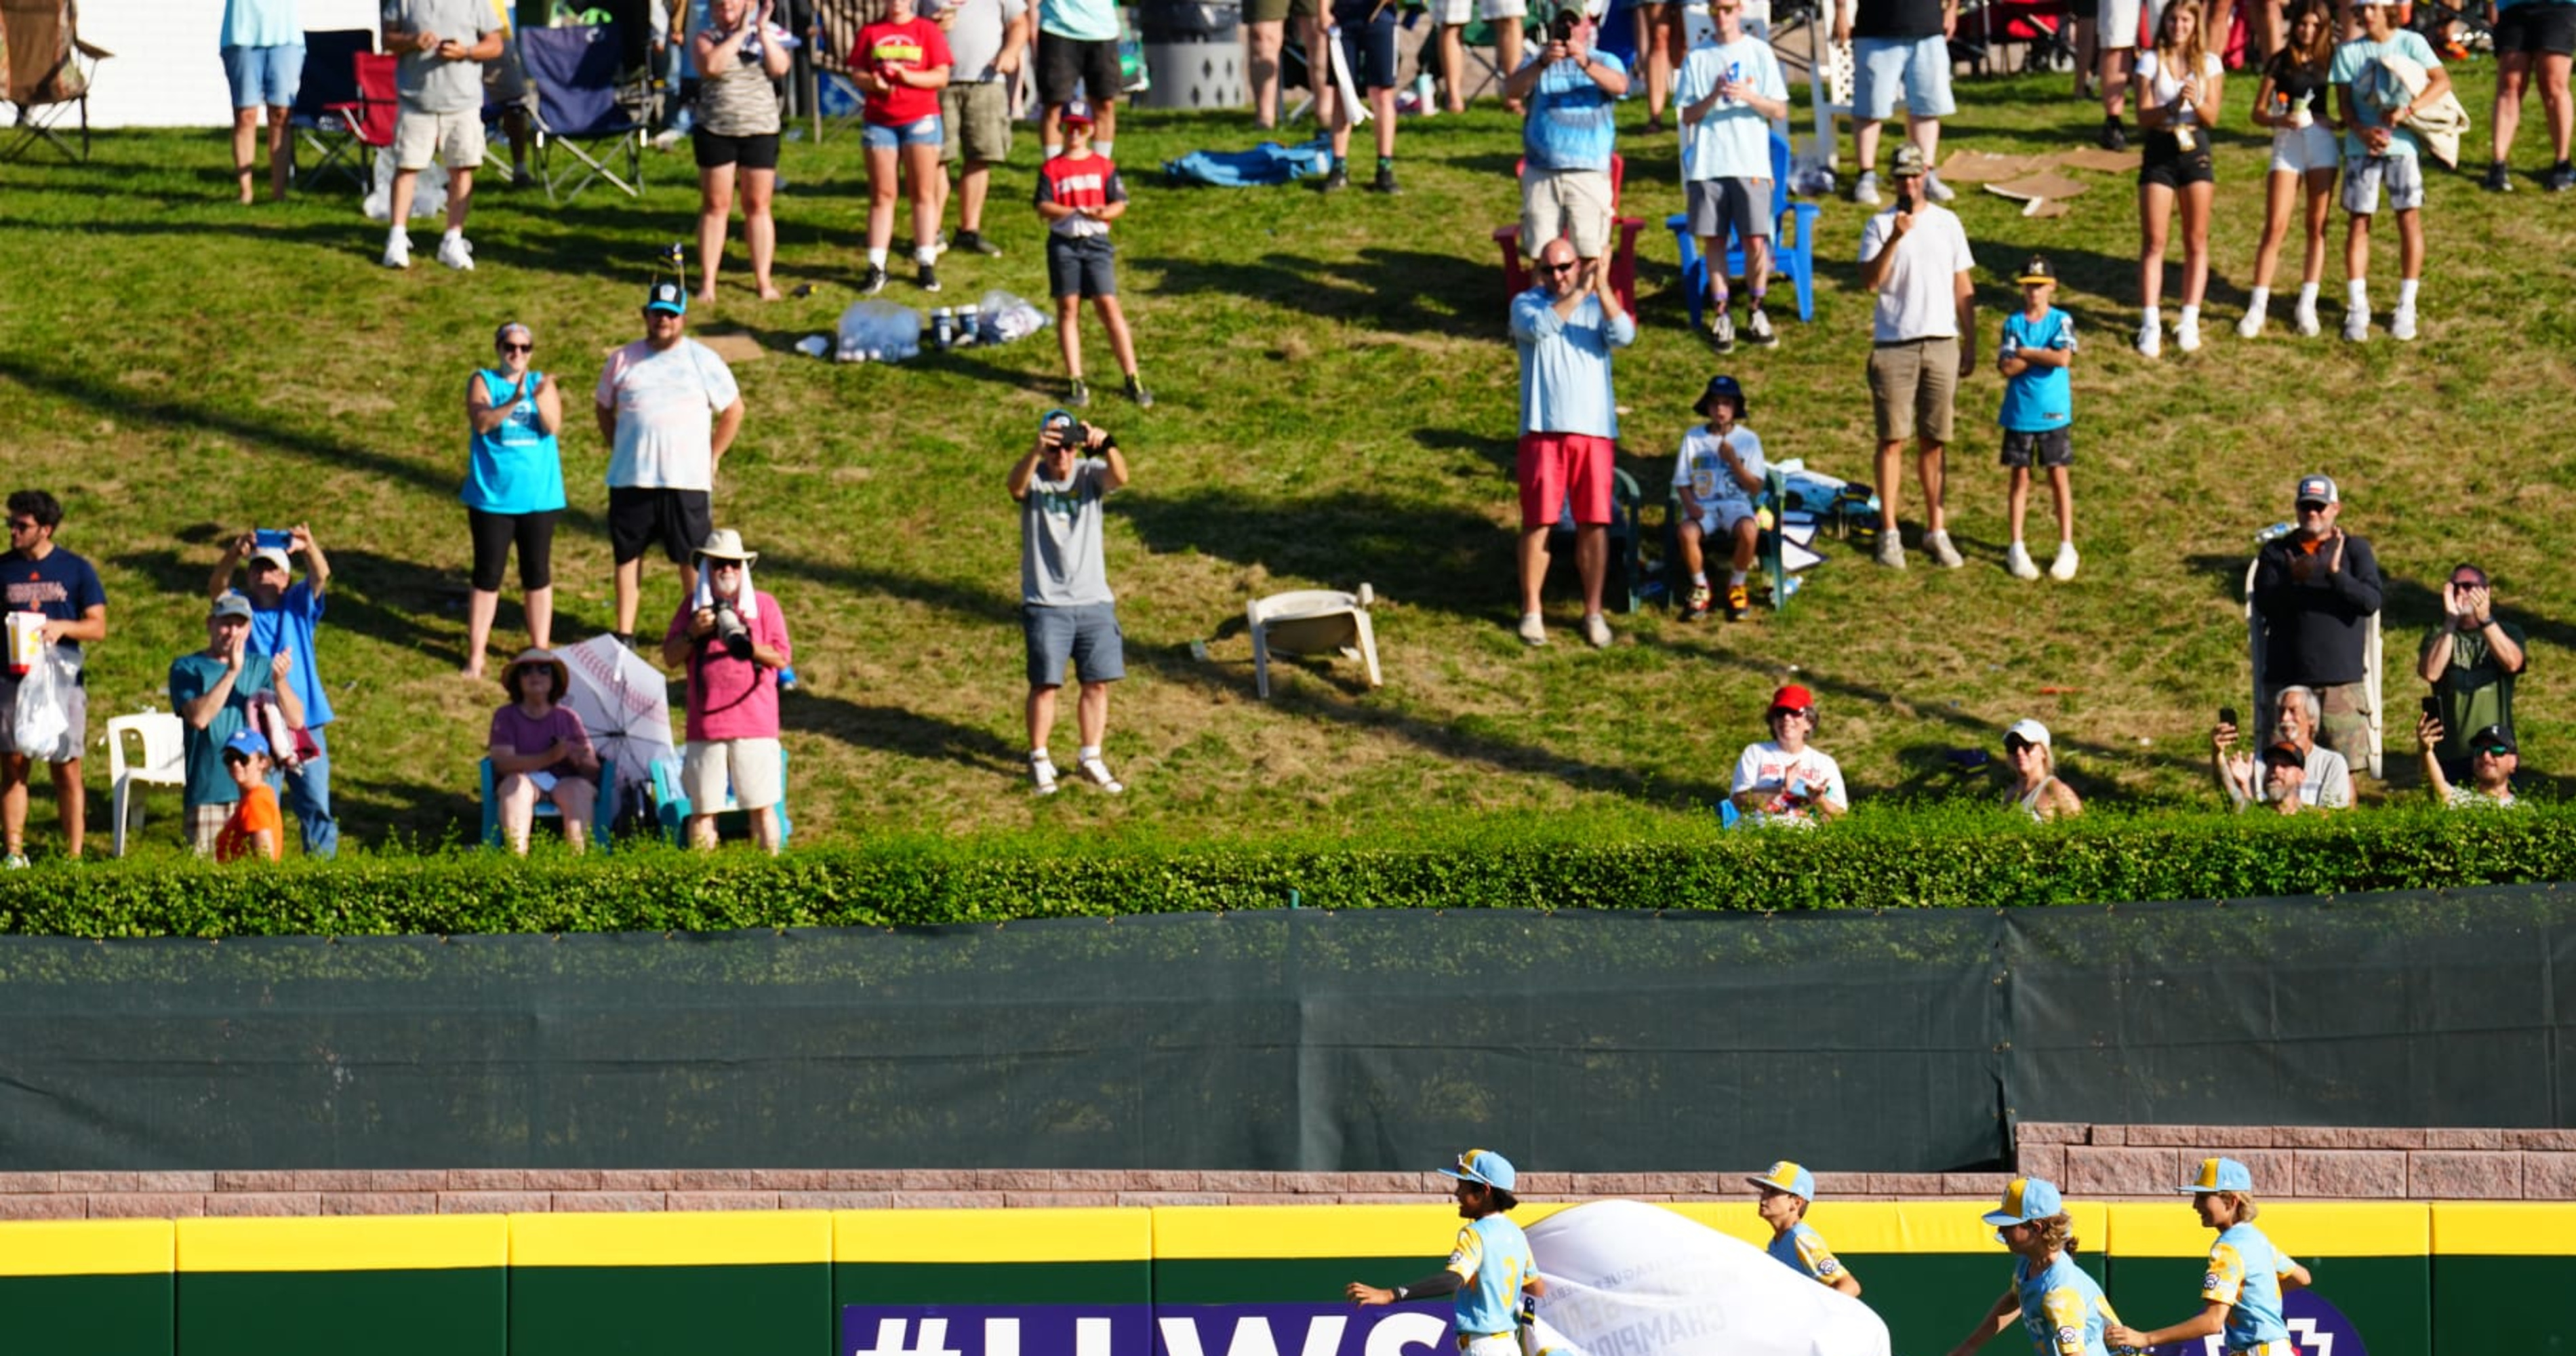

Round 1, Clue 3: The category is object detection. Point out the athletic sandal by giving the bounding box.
[1079,757,1125,794]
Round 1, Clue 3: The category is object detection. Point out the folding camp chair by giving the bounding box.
[520,22,649,203]
[1664,131,1822,325]
[0,0,110,163]
[288,30,379,191]
[1448,15,1506,104]
[1493,153,1645,316]
[1548,468,1646,614]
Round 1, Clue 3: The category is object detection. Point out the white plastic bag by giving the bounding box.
[834,300,923,363]
[975,289,1051,345]
[9,645,76,762]
[363,148,450,222]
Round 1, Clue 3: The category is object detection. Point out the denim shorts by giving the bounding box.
[1023,602,1126,687]
[222,43,304,111]
[862,115,944,150]
[1851,33,1955,120]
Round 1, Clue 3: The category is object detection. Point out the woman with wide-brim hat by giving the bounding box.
[487,647,601,854]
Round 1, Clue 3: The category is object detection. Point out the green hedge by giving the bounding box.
[3,804,2571,938]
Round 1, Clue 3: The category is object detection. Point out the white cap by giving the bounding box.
[2005,719,2052,750]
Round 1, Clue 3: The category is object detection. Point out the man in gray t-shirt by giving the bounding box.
[379,0,502,272]
[1007,412,1132,797]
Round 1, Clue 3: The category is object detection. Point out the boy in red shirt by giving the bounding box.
[853,0,953,294]
[1032,101,1150,409]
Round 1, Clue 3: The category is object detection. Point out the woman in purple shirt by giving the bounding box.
[487,648,599,854]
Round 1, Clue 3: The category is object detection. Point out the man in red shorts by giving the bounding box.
[1508,236,1634,648]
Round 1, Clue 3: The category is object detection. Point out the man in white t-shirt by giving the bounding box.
[1856,141,1975,572]
[1729,683,1849,827]
[594,281,746,647]
[1670,374,1768,622]
[1674,0,1790,351]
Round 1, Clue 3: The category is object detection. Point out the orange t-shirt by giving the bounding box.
[215,784,283,863]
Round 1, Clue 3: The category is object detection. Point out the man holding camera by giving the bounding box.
[599,281,746,649]
[207,524,338,858]
[1008,412,1130,796]
[659,529,790,853]
[2251,475,2382,776]
[1504,5,1629,271]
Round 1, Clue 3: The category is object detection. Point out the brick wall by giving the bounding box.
[3,1128,2566,1218]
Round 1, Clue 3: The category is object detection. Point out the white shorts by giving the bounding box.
[681,736,784,812]
[2342,151,2424,215]
[1851,33,1956,120]
[1437,0,1525,23]
[1687,500,1758,538]
[393,105,487,171]
[2268,122,2339,175]
[2097,0,2141,47]
[1521,166,1615,259]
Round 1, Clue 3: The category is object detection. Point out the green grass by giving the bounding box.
[2,64,2570,856]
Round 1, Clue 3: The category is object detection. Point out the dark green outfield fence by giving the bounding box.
[1,1204,2567,1355]
[0,887,2571,1172]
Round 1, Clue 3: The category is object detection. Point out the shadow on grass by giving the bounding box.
[113,547,468,663]
[1119,487,1509,618]
[1127,246,1491,337]
[780,690,1024,774]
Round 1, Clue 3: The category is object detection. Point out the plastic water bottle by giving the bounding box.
[957,302,981,346]
[931,307,956,349]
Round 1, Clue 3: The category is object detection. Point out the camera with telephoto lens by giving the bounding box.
[712,599,754,660]
[1548,7,1579,41]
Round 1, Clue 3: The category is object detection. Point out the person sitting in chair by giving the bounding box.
[488,647,602,854]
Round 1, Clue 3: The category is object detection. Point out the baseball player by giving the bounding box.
[2105,1157,2312,1355]
[1346,1149,1546,1356]
[1750,1161,1862,1296]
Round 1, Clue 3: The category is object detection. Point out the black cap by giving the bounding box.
[1694,374,1748,418]
[2014,255,2055,285]
[2469,724,2517,755]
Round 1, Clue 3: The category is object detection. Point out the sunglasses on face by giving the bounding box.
[6,519,37,533]
[1541,259,1580,274]
[499,342,534,354]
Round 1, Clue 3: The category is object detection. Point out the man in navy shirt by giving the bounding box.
[0,490,109,866]
[209,524,339,858]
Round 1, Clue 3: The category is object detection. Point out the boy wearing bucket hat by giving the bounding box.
[1750,1161,1862,1296]
[1729,684,1848,827]
[1995,255,2078,583]
[2106,1157,2311,1356]
[1671,374,1768,622]
[1346,1149,1545,1355]
[1948,1177,2124,1356]
[213,728,283,864]
[659,529,791,853]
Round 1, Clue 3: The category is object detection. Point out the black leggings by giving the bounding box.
[467,508,559,593]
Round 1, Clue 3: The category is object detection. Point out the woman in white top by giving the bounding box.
[2237,0,2340,338]
[2130,1,2221,357]
[2000,719,2082,821]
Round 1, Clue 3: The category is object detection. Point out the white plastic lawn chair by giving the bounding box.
[104,709,184,857]
[1247,584,1382,700]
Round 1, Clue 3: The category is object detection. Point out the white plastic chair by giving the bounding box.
[104,710,184,858]
[1247,585,1382,700]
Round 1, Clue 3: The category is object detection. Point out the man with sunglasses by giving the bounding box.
[1729,683,1848,827]
[2417,714,2520,809]
[2249,474,2382,777]
[1346,1149,1544,1355]
[2417,561,2526,780]
[1510,235,1634,649]
[0,490,108,866]
[598,281,746,650]
[207,524,338,858]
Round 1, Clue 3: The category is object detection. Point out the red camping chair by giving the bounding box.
[1493,152,1644,316]
[0,0,111,163]
[327,52,403,167]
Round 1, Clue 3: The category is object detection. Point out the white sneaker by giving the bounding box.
[381,232,411,269]
[2236,308,2266,340]
[2135,317,2162,358]
[1923,172,1956,203]
[2175,314,2202,353]
[651,127,685,152]
[1516,612,1548,645]
[1077,756,1125,794]
[2293,302,2321,336]
[1029,753,1061,796]
[2390,304,2418,341]
[2343,307,2370,342]
[1853,171,1882,206]
[2048,541,2080,581]
[436,233,475,271]
[1579,613,1612,649]
[1874,532,1906,569]
[1924,529,1965,568]
[2005,542,2041,580]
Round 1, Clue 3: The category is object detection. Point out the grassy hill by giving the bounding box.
[3,64,2569,856]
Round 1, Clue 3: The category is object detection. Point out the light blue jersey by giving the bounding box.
[1766,1221,1847,1283]
[1997,308,2075,432]
[1447,1214,1535,1336]
[2203,1222,2292,1351]
[2015,1253,2120,1356]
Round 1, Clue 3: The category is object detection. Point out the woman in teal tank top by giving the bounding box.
[461,321,568,677]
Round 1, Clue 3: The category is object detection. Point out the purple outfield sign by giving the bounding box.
[843,1302,1455,1356]
[2147,1290,2367,1356]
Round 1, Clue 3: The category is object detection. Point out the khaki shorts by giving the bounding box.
[940,79,1013,165]
[1521,167,1614,260]
[394,105,487,172]
[682,736,784,813]
[1866,336,1959,444]
[2311,681,2374,776]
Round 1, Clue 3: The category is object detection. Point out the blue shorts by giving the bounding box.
[1023,601,1126,687]
[222,43,304,111]
[1851,33,1954,121]
[862,115,944,150]
[1335,8,1401,90]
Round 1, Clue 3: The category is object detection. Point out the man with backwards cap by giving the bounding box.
[1750,1161,1862,1296]
[1346,1149,1544,1355]
[2249,473,2382,776]
[1948,1176,2123,1356]
[2106,1157,2311,1356]
[1729,684,1849,827]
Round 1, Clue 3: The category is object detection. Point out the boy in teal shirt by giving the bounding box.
[1996,254,2078,584]
[1346,1149,1544,1355]
[1750,1161,1861,1296]
[2107,1157,2313,1356]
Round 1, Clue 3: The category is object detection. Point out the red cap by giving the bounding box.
[1769,683,1815,714]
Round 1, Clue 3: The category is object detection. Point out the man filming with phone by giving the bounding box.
[660,528,790,854]
[1009,412,1131,797]
[1504,4,1629,275]
[1857,141,1975,571]
[2417,561,2526,782]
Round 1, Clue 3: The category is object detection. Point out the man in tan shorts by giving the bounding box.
[935,0,1028,255]
[1855,142,1975,570]
[382,0,504,271]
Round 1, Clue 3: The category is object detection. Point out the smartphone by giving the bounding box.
[254,528,292,551]
[2421,696,2440,721]
[2218,706,2238,730]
